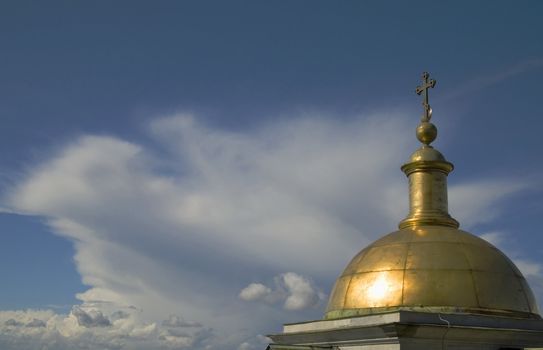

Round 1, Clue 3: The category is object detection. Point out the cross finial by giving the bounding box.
[416,72,436,122]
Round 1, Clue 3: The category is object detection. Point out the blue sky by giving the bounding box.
[1,1,543,349]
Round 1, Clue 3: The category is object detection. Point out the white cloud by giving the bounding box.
[449,181,527,229]
[71,306,111,328]
[239,272,327,311]
[237,335,271,350]
[25,318,46,328]
[162,315,202,328]
[479,231,505,247]
[0,308,211,350]
[239,283,272,302]
[514,259,542,277]
[478,231,543,279]
[2,113,533,349]
[282,272,326,311]
[5,319,23,327]
[238,342,252,350]
[440,58,543,102]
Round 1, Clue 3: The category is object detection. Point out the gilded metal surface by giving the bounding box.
[416,121,437,145]
[325,226,541,320]
[400,73,458,229]
[324,72,541,320]
[398,149,459,229]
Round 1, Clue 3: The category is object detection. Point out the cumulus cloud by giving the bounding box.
[0,307,211,350]
[240,272,326,311]
[1,113,532,349]
[5,319,23,327]
[25,318,46,328]
[162,315,202,328]
[71,306,111,328]
[237,335,271,350]
[238,342,252,350]
[282,272,326,310]
[239,284,272,302]
[111,310,130,321]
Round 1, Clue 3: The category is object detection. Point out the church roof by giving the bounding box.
[325,72,541,320]
[325,226,540,319]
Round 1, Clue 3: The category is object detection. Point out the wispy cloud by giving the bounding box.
[479,231,505,246]
[449,181,529,229]
[440,58,543,101]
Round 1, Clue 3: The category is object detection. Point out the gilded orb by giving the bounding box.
[416,121,437,145]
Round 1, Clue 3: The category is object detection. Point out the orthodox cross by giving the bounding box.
[416,72,436,122]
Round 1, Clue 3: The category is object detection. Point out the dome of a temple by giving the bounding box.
[325,72,541,320]
[325,226,540,319]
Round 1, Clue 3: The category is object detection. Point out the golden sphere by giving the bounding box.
[416,122,437,145]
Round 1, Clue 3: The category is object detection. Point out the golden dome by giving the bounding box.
[325,226,540,319]
[325,72,541,320]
